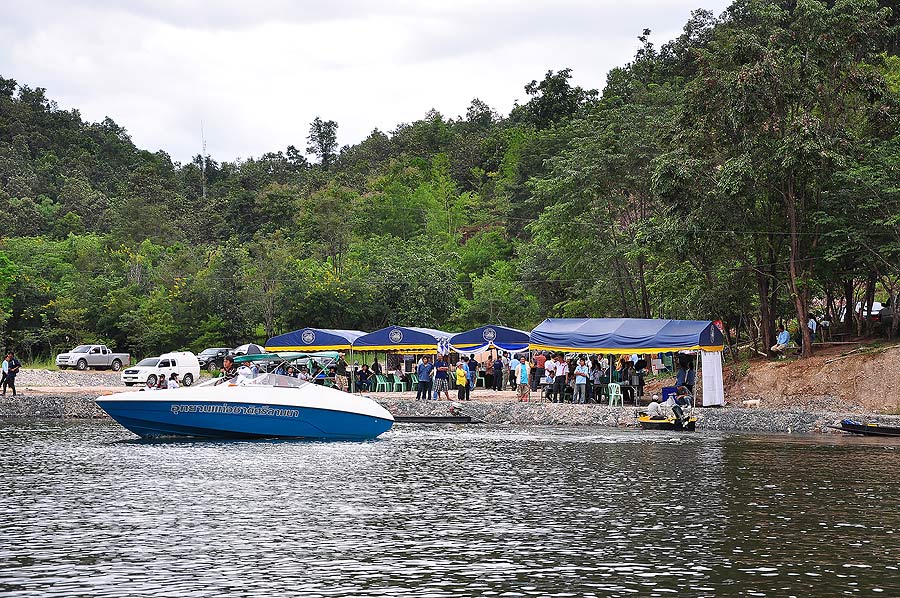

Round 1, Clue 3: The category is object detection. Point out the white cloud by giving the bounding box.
[0,0,732,163]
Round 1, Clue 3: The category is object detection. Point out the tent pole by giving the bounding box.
[694,352,699,404]
[350,347,355,393]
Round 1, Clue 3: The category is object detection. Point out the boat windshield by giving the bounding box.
[196,372,310,389]
[238,373,309,388]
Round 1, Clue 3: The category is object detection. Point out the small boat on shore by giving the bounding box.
[97,360,394,440]
[833,419,900,437]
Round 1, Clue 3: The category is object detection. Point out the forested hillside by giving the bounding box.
[1,0,899,360]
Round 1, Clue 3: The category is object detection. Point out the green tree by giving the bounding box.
[307,117,339,169]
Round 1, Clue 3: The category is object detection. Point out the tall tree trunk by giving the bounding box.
[890,288,899,341]
[864,275,877,336]
[785,186,812,357]
[755,237,777,356]
[722,317,735,361]
[611,255,630,317]
[636,255,651,318]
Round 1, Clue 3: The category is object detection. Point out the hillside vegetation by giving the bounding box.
[1,0,899,359]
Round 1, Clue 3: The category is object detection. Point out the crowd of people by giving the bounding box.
[349,350,699,405]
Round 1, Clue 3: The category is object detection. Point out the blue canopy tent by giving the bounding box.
[265,328,368,391]
[265,328,367,352]
[450,325,530,354]
[529,318,724,354]
[529,318,725,406]
[353,326,456,353]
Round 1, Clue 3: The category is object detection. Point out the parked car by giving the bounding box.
[120,351,201,387]
[197,347,232,371]
[839,301,883,323]
[56,344,131,371]
[879,304,893,328]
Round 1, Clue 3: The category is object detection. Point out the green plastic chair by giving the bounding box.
[476,372,486,388]
[607,383,624,407]
[374,375,390,393]
[391,374,407,392]
[410,373,419,386]
[662,353,674,372]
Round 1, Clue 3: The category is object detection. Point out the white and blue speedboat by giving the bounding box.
[97,372,394,440]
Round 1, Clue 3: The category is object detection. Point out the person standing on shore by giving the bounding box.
[1,351,19,397]
[515,357,530,402]
[501,353,510,390]
[573,358,589,404]
[508,354,520,392]
[0,353,7,393]
[416,356,434,401]
[492,356,503,391]
[455,357,470,401]
[552,354,568,403]
[532,351,546,391]
[433,355,450,400]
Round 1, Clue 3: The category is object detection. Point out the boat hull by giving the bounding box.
[839,422,900,437]
[97,383,394,440]
[638,416,697,432]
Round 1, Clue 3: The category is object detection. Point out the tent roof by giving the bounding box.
[353,325,455,352]
[529,318,724,354]
[450,325,530,353]
[265,328,366,352]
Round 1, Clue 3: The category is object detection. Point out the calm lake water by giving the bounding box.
[1,421,899,597]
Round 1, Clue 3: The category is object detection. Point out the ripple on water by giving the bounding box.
[1,421,899,597]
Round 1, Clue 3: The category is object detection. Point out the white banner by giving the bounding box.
[701,350,725,407]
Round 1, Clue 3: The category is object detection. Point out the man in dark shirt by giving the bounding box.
[432,355,450,401]
[215,355,238,385]
[335,353,349,391]
[492,357,503,391]
[2,351,20,397]
[356,364,372,391]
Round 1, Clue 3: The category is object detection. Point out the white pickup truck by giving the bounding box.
[56,345,131,371]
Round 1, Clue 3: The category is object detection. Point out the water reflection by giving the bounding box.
[0,421,898,596]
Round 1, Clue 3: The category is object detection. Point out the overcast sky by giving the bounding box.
[1,0,730,164]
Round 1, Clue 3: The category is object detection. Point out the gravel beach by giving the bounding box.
[3,368,897,434]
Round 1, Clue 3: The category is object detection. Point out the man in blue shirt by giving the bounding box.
[573,357,589,404]
[771,324,791,358]
[416,356,434,400]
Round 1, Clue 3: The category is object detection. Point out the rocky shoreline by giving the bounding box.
[4,392,900,434]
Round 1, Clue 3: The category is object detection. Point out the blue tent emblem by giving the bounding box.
[482,328,497,342]
[389,329,403,343]
[301,330,316,344]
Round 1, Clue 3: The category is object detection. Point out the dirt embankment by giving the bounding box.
[725,344,900,413]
